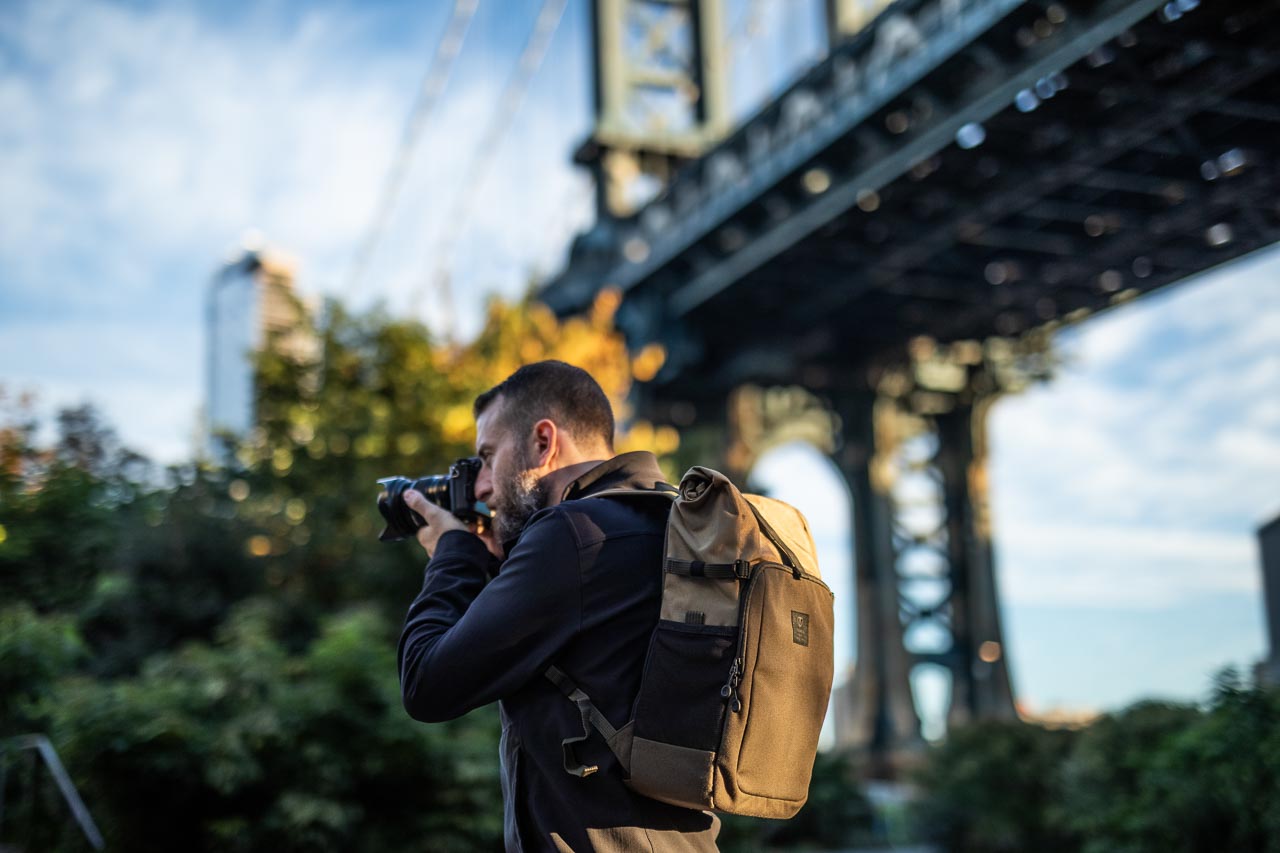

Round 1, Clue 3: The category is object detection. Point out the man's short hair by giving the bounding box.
[474,361,615,451]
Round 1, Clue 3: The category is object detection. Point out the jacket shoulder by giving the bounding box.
[542,492,669,548]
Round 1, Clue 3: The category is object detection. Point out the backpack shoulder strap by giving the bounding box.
[546,484,673,778]
[544,665,633,777]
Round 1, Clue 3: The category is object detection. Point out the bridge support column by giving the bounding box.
[933,398,1017,726]
[828,374,1017,773]
[831,391,924,774]
[692,373,1017,775]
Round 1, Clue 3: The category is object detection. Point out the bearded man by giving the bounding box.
[397,360,720,852]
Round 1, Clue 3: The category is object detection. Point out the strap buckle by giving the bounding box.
[562,732,599,778]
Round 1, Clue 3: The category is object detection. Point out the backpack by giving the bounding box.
[545,465,835,819]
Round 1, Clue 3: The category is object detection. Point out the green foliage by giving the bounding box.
[912,719,1079,853]
[0,404,132,614]
[1059,700,1203,852]
[1059,673,1280,853]
[75,465,271,676]
[41,603,502,852]
[0,604,84,735]
[0,292,664,848]
[245,301,474,623]
[913,675,1280,853]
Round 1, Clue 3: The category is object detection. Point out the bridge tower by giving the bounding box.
[826,339,1031,768]
[556,0,1280,773]
[578,0,733,218]
[574,0,1028,772]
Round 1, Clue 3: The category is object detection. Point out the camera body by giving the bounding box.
[376,456,489,542]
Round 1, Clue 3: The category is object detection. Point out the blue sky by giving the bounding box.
[2,0,1277,729]
[754,252,1280,733]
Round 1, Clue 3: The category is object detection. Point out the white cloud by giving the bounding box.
[1,1,419,306]
[1,0,593,460]
[996,521,1260,608]
[990,247,1280,608]
[1062,301,1155,369]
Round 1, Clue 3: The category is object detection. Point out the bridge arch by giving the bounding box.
[747,438,855,747]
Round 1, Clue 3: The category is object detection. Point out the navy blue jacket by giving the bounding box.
[398,452,720,852]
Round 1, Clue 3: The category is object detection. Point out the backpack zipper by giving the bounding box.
[744,502,803,577]
[719,563,834,719]
[721,564,764,717]
[720,656,743,713]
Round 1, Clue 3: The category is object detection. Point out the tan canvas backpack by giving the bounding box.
[546,466,835,818]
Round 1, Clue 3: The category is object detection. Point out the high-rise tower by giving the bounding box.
[1258,516,1280,687]
[205,238,308,458]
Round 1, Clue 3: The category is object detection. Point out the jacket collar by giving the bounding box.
[559,451,670,502]
[498,452,671,559]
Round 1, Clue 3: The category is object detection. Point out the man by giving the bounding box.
[397,360,720,852]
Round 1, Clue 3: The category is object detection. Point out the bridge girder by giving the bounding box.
[542,0,1280,767]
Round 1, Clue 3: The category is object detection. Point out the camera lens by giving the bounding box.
[375,458,488,543]
[413,474,451,505]
[376,474,462,541]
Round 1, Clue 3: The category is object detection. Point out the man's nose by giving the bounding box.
[476,467,493,503]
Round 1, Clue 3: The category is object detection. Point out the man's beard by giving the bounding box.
[491,454,547,544]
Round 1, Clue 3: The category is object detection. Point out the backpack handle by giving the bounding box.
[588,485,678,502]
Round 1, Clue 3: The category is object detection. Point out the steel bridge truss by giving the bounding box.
[544,0,1280,767]
[549,0,1280,395]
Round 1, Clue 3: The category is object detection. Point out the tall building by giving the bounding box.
[1257,515,1280,687]
[205,238,309,458]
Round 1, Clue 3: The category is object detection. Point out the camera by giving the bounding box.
[376,457,491,542]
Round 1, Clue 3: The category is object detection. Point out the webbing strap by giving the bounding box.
[548,485,671,777]
[544,666,626,778]
[665,558,752,579]
[589,485,678,502]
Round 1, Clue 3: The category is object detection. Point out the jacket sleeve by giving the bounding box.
[397,508,582,722]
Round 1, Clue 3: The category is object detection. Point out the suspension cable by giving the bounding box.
[343,0,480,299]
[411,0,570,333]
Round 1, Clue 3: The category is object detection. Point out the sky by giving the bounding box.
[754,249,1280,735]
[2,0,1277,731]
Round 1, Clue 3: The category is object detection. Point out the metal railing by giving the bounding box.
[0,734,104,851]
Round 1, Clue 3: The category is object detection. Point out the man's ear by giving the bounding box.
[531,418,558,467]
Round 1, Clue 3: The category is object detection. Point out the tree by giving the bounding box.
[43,602,503,851]
[244,289,679,624]
[1059,674,1280,853]
[0,604,84,736]
[911,719,1079,853]
[1058,699,1204,852]
[912,676,1280,853]
[1,287,685,849]
[0,401,128,614]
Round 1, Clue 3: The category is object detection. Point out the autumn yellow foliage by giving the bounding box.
[444,289,677,456]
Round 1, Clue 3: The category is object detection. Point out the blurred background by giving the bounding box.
[2,0,1278,850]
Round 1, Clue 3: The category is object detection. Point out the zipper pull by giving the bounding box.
[721,658,741,699]
[722,658,744,712]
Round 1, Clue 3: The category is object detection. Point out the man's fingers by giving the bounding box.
[402,489,471,559]
[403,490,446,522]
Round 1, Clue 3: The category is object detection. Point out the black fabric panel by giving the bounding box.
[633,621,738,752]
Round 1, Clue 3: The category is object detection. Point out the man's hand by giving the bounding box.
[403,491,502,560]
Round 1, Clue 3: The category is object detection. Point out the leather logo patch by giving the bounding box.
[791,611,810,646]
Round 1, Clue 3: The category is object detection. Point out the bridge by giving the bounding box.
[541,0,1280,771]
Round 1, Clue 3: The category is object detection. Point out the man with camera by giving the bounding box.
[396,360,720,852]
